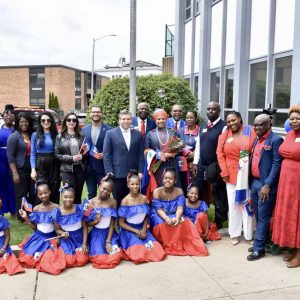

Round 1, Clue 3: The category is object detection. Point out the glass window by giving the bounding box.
[194,75,199,99]
[225,0,237,65]
[248,111,262,126]
[30,73,45,85]
[195,0,200,15]
[185,0,192,20]
[30,98,45,106]
[249,61,267,109]
[194,16,200,73]
[250,0,270,59]
[225,69,234,108]
[184,21,192,76]
[273,56,292,109]
[210,1,223,69]
[272,112,288,128]
[274,0,295,53]
[210,71,220,102]
[75,98,81,110]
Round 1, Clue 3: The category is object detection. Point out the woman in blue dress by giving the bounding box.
[150,168,208,256]
[184,185,221,242]
[51,187,89,268]
[0,105,16,215]
[118,171,166,264]
[18,183,59,269]
[0,199,24,275]
[85,178,123,269]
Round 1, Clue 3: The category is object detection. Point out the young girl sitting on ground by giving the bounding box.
[51,186,89,268]
[84,178,123,269]
[0,199,24,275]
[184,185,221,242]
[18,183,59,269]
[150,168,208,256]
[118,171,166,264]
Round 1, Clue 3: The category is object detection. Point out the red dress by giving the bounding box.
[272,130,300,248]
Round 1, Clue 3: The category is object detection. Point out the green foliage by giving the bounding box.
[48,92,59,109]
[91,74,197,126]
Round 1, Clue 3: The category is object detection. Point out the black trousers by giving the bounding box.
[112,178,129,207]
[196,165,228,227]
[60,165,85,204]
[36,153,60,204]
[14,157,36,219]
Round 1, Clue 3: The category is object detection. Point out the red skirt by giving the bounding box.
[0,254,24,276]
[90,252,123,269]
[195,213,222,241]
[272,159,300,248]
[153,218,208,256]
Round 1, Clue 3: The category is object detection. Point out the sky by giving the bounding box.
[0,0,175,71]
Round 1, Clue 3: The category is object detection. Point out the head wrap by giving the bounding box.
[153,109,168,122]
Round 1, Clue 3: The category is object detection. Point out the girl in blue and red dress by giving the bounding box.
[118,172,166,264]
[18,183,59,269]
[150,168,208,256]
[0,199,24,275]
[184,185,221,242]
[51,187,89,268]
[85,178,123,269]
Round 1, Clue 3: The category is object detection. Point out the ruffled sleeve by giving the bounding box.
[152,199,163,210]
[29,211,53,224]
[49,207,60,223]
[0,216,10,231]
[118,204,149,218]
[177,194,185,207]
[199,201,208,212]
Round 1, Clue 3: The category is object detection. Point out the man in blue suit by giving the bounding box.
[166,104,186,133]
[132,102,156,140]
[103,109,144,205]
[247,114,283,261]
[82,105,112,199]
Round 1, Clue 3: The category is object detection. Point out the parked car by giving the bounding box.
[13,107,63,131]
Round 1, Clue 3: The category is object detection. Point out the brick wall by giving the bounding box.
[0,68,29,109]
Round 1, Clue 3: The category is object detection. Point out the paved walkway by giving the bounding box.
[2,233,300,300]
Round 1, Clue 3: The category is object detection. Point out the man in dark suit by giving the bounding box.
[82,105,112,199]
[132,102,156,140]
[247,114,283,261]
[166,104,186,133]
[103,109,144,205]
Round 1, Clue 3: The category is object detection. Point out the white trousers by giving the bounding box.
[226,182,254,240]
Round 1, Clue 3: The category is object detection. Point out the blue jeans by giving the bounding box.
[85,172,105,199]
[251,179,276,254]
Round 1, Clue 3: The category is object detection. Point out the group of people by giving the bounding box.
[0,100,300,275]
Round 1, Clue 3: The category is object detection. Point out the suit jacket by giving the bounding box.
[249,131,283,194]
[166,118,186,132]
[82,123,112,175]
[103,127,144,178]
[132,117,156,135]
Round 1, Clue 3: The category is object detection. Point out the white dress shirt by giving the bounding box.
[120,126,131,150]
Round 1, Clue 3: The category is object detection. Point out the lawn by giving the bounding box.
[7,185,221,245]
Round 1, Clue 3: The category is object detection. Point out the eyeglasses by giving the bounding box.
[41,119,51,124]
[91,111,101,114]
[66,118,77,123]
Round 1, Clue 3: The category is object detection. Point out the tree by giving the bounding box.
[91,74,197,126]
[48,92,59,109]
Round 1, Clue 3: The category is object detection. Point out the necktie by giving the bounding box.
[141,120,145,138]
[174,121,178,132]
[207,121,213,129]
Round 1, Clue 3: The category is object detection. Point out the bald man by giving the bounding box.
[247,114,283,261]
[166,104,186,133]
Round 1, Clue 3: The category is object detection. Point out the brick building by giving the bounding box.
[0,65,109,113]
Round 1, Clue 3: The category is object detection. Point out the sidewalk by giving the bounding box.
[2,233,300,300]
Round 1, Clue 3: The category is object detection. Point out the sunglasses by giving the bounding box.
[41,119,51,123]
[66,118,77,123]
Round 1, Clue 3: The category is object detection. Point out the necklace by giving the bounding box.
[156,128,169,146]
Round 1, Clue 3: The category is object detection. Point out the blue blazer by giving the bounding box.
[249,131,283,194]
[103,127,144,178]
[132,117,156,134]
[166,118,186,130]
[82,123,112,175]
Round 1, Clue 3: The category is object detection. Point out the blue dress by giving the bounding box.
[118,204,166,264]
[184,201,208,223]
[51,205,89,267]
[19,211,57,268]
[0,126,16,214]
[150,195,208,256]
[0,216,24,275]
[85,207,122,268]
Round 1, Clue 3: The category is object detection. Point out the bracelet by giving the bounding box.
[12,173,18,176]
[105,240,111,244]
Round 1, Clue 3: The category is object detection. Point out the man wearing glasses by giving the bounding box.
[82,105,112,198]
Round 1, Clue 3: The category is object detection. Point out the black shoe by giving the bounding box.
[248,247,254,253]
[247,251,265,261]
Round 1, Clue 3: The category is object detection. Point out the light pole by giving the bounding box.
[91,34,117,101]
